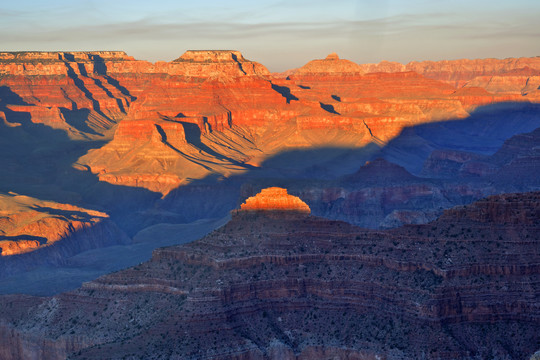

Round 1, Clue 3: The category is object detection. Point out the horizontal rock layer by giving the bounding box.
[239,187,311,213]
[2,51,539,194]
[0,192,129,276]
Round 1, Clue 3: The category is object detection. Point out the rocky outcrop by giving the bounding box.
[165,50,270,77]
[0,192,129,276]
[0,51,138,139]
[291,52,365,77]
[0,191,538,359]
[239,187,311,213]
[240,121,540,229]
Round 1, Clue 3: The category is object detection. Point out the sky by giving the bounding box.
[1,0,539,71]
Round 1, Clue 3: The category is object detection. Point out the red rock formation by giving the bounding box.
[0,192,129,275]
[77,51,540,193]
[287,58,473,144]
[239,187,311,213]
[163,50,270,77]
[292,52,365,77]
[0,51,138,138]
[2,50,538,195]
[464,74,540,95]
[76,51,376,193]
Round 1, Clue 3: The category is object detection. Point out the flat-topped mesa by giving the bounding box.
[0,50,141,77]
[291,52,365,78]
[174,50,246,63]
[0,51,134,62]
[166,50,270,77]
[238,187,311,214]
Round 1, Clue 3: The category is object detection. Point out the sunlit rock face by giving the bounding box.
[3,51,538,195]
[292,52,365,77]
[166,50,271,77]
[0,192,129,276]
[75,50,375,195]
[239,187,311,213]
[0,51,138,139]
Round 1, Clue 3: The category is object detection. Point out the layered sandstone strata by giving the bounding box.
[3,50,537,194]
[356,57,540,102]
[76,51,374,194]
[0,51,137,138]
[0,192,129,276]
[239,187,311,213]
[79,51,540,197]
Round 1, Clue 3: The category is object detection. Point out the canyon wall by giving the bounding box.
[0,192,129,277]
[2,51,538,196]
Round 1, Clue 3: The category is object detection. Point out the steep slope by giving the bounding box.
[0,190,538,359]
[77,50,372,194]
[236,123,540,230]
[422,125,540,185]
[0,51,139,139]
[0,192,129,276]
[77,53,540,195]
[286,54,532,145]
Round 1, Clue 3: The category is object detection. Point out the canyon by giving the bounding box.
[1,50,539,280]
[0,49,539,358]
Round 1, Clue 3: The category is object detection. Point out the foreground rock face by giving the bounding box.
[0,191,538,359]
[0,192,129,276]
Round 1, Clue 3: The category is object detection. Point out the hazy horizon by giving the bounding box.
[1,0,539,71]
